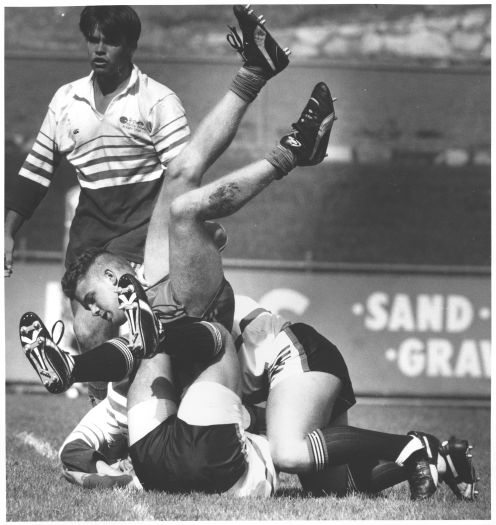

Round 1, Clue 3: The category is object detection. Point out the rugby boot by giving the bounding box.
[280,82,337,166]
[19,312,74,394]
[439,437,478,500]
[405,431,440,500]
[227,4,291,77]
[117,273,161,358]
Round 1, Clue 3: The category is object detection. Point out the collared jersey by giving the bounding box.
[7,65,190,266]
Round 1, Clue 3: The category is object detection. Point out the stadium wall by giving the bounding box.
[5,56,491,266]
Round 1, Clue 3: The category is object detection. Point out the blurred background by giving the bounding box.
[4,5,490,401]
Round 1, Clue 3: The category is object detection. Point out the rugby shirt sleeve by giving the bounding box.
[5,106,61,219]
[149,93,190,168]
[59,398,124,473]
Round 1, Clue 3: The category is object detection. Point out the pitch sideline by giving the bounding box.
[14,431,156,520]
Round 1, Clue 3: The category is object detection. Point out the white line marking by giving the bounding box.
[16,431,156,520]
[16,431,58,460]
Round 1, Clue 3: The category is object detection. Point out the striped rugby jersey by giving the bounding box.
[6,65,190,266]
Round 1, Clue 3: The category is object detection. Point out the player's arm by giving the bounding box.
[4,209,25,277]
[59,397,116,472]
[59,397,137,489]
[5,104,60,277]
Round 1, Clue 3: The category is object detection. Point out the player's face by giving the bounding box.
[75,270,126,326]
[86,27,134,79]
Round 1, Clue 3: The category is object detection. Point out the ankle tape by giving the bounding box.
[265,144,297,178]
[230,67,267,102]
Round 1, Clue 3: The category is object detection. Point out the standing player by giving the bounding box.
[6,4,286,404]
[5,6,190,402]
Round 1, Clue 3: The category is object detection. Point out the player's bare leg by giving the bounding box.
[144,6,290,284]
[167,79,336,316]
[266,372,342,472]
[127,353,178,447]
[178,323,243,426]
[167,159,279,317]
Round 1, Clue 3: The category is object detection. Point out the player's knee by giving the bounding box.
[270,438,308,472]
[169,192,198,225]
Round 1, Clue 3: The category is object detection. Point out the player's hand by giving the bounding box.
[4,234,14,277]
[62,464,134,490]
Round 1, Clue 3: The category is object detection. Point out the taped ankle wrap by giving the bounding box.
[230,67,267,102]
[265,144,297,178]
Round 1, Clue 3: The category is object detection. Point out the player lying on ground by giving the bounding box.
[19,41,477,500]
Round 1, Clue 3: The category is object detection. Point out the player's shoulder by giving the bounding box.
[50,75,91,109]
[134,67,177,102]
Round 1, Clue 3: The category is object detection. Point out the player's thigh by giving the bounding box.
[266,371,342,454]
[189,325,241,395]
[265,323,355,467]
[127,353,178,446]
[169,207,224,318]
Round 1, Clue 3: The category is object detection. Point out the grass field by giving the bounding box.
[6,391,490,521]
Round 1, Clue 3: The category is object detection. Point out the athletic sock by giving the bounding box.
[160,321,223,363]
[307,425,423,472]
[264,144,297,178]
[72,337,135,383]
[348,460,408,494]
[230,66,267,102]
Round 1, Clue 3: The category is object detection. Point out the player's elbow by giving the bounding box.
[167,149,204,186]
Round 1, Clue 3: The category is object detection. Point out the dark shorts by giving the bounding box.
[129,415,247,493]
[279,323,356,421]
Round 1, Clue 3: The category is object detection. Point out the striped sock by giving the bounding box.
[160,321,223,363]
[306,425,418,472]
[73,337,135,383]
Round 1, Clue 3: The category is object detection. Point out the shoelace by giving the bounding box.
[226,26,247,61]
[51,320,65,346]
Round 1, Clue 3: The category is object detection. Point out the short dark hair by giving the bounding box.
[79,6,141,49]
[61,247,108,300]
